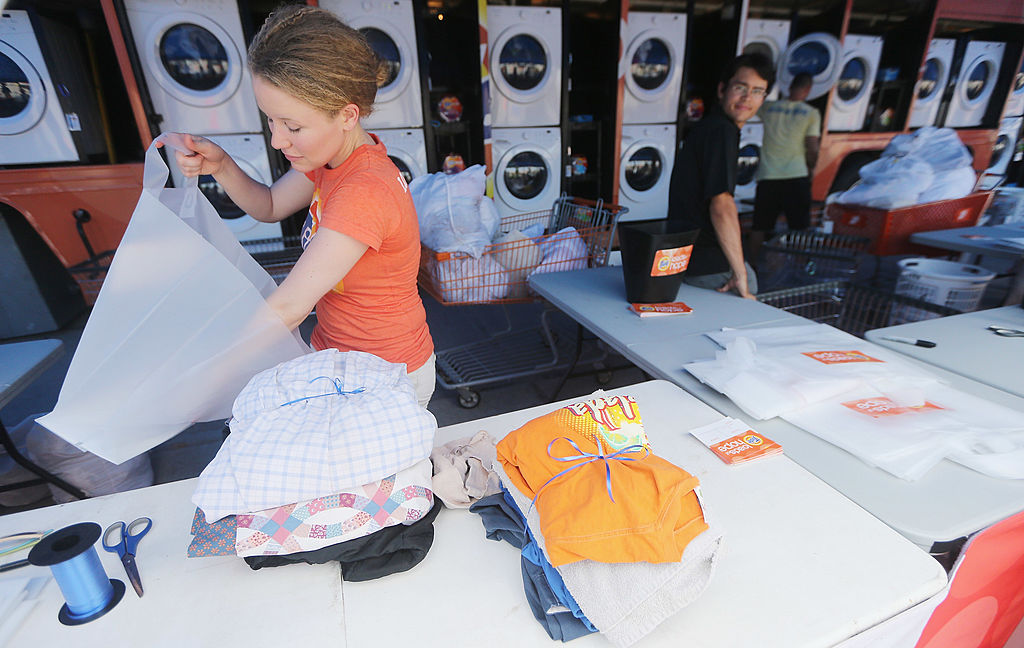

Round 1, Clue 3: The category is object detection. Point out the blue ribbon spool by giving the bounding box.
[28,522,126,626]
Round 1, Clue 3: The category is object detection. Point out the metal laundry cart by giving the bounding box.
[418,196,627,407]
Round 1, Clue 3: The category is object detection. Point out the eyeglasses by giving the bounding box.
[728,83,768,98]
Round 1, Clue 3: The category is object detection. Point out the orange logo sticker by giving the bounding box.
[842,397,944,418]
[803,350,883,365]
[650,245,693,277]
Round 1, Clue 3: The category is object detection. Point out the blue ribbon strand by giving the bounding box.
[528,435,649,512]
[279,376,366,407]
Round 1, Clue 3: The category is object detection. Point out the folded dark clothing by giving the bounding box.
[244,500,442,582]
[470,492,526,549]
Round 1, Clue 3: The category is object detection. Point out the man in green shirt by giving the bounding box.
[748,72,821,264]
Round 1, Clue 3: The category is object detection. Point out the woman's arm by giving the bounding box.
[266,227,370,330]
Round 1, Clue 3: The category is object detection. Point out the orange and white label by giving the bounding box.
[690,417,782,465]
[802,350,883,365]
[842,397,945,418]
[650,245,693,277]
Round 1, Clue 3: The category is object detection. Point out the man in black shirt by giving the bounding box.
[667,53,774,299]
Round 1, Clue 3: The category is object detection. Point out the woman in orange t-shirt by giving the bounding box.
[167,5,435,406]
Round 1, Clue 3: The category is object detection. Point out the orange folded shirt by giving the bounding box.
[496,394,708,567]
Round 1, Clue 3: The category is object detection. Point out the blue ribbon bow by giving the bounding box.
[279,376,366,407]
[529,435,649,511]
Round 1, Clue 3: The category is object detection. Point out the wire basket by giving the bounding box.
[418,196,627,305]
[242,235,303,285]
[757,230,872,292]
[758,280,961,337]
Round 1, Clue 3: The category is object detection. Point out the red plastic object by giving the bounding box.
[827,192,993,256]
[914,509,1024,648]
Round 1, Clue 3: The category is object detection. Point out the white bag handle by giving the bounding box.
[144,133,199,192]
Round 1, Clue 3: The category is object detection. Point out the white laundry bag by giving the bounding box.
[37,134,310,464]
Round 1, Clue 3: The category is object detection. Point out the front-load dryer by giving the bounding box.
[374,127,427,184]
[488,5,561,128]
[978,116,1022,189]
[320,0,423,129]
[909,38,956,128]
[777,32,842,101]
[734,121,763,212]
[740,18,790,101]
[1003,57,1024,118]
[123,0,262,135]
[946,40,1006,128]
[827,34,883,132]
[622,11,687,125]
[168,134,282,245]
[1,10,82,165]
[618,124,675,222]
[491,126,562,219]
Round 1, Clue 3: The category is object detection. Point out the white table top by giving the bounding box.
[909,225,1024,259]
[0,339,63,410]
[529,268,1024,549]
[0,479,344,646]
[530,267,804,347]
[866,306,1024,398]
[344,380,946,648]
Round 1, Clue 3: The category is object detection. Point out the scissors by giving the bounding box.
[102,517,152,597]
[987,325,1024,337]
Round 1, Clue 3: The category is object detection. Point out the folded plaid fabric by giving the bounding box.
[193,350,436,520]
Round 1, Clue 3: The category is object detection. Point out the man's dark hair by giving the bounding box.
[791,72,813,91]
[720,52,775,92]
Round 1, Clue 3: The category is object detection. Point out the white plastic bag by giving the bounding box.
[410,165,500,258]
[37,134,310,464]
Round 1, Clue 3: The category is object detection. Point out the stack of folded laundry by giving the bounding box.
[469,394,722,646]
[188,349,441,581]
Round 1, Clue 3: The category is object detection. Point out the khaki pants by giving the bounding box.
[408,353,437,408]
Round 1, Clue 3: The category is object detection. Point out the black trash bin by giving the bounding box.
[618,220,700,303]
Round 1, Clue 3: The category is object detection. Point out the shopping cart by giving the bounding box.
[419,196,628,408]
[757,230,872,292]
[242,235,303,284]
[758,280,961,338]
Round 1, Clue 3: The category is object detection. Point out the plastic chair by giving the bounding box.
[914,509,1024,648]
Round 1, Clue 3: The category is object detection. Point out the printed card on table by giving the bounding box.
[627,301,693,318]
[689,417,782,465]
[802,350,882,365]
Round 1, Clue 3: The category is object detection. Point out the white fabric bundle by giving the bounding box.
[432,255,511,303]
[411,165,500,258]
[529,226,589,277]
[193,350,436,520]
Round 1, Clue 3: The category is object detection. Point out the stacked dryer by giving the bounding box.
[739,18,791,101]
[489,5,563,219]
[618,11,686,222]
[946,40,1005,128]
[978,116,1022,190]
[909,39,956,129]
[123,0,281,245]
[322,0,428,187]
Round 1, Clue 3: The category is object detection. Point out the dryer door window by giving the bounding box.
[788,41,832,78]
[737,143,760,186]
[390,155,414,184]
[199,174,244,220]
[743,41,776,69]
[499,35,547,91]
[625,146,663,192]
[504,151,548,199]
[965,60,993,102]
[361,27,401,90]
[0,45,45,134]
[836,57,867,103]
[989,134,1010,170]
[159,24,229,92]
[631,38,671,91]
[1014,61,1024,95]
[917,58,941,100]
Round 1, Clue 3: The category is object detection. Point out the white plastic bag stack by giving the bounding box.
[833,127,977,209]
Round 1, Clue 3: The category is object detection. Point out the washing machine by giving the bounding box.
[978,116,1022,189]
[320,0,423,129]
[622,12,686,125]
[909,38,956,128]
[946,40,1006,128]
[827,34,884,132]
[734,121,763,212]
[488,5,561,128]
[123,0,262,135]
[1003,57,1024,118]
[491,126,561,219]
[168,134,282,245]
[374,127,427,184]
[740,18,790,101]
[777,32,842,101]
[1,10,91,165]
[618,124,675,222]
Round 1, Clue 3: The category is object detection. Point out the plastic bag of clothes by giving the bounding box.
[411,165,500,258]
[37,134,309,464]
